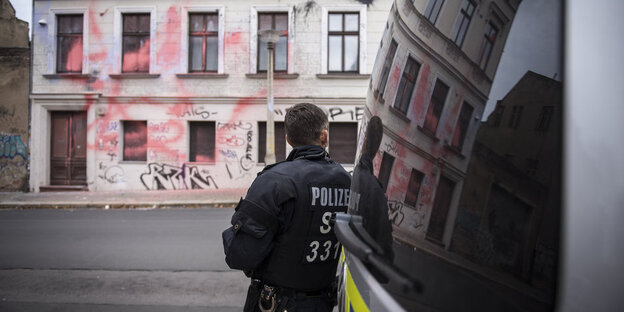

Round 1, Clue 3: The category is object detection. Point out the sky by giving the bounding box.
[8,0,561,119]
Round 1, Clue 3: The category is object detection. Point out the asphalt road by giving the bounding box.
[0,208,248,311]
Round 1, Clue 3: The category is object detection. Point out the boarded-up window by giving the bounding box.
[258,121,286,162]
[426,176,455,244]
[329,123,357,164]
[394,56,421,115]
[451,102,474,150]
[378,152,395,193]
[328,12,359,72]
[56,15,83,73]
[405,169,425,207]
[189,13,218,72]
[377,40,398,97]
[258,13,288,72]
[189,121,216,162]
[122,14,150,73]
[123,121,147,161]
[423,79,449,134]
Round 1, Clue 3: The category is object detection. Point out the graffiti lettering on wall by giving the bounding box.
[328,107,364,121]
[384,141,398,155]
[98,162,126,184]
[217,121,252,131]
[241,131,254,171]
[167,105,217,120]
[140,163,218,190]
[219,129,255,181]
[218,135,245,147]
[0,134,27,160]
[388,200,405,226]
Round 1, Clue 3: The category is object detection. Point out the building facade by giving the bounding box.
[30,0,393,192]
[0,0,30,191]
[362,0,519,248]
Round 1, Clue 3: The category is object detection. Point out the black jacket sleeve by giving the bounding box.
[222,171,296,272]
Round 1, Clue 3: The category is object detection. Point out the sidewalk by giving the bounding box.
[0,189,247,209]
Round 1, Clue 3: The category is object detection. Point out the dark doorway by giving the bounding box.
[50,111,87,186]
[426,176,455,244]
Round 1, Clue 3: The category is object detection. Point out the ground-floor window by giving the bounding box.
[189,121,216,162]
[123,120,147,161]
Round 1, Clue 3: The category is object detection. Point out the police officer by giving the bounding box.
[222,103,351,312]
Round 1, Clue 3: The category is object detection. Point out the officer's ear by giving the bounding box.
[320,128,328,149]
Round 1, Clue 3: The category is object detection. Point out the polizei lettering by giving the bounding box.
[310,187,350,208]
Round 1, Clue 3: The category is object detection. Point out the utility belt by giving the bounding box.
[244,279,336,312]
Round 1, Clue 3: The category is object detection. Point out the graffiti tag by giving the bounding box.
[140,163,218,190]
[387,200,405,226]
[217,121,252,131]
[0,134,27,160]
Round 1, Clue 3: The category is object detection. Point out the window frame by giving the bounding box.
[321,5,367,75]
[249,5,294,74]
[450,0,476,48]
[423,0,445,25]
[188,121,216,163]
[122,120,148,162]
[451,101,474,150]
[327,12,360,73]
[257,12,289,73]
[423,78,451,135]
[121,13,151,73]
[405,169,425,207]
[56,14,84,74]
[377,39,398,98]
[113,6,156,74]
[181,6,225,75]
[393,55,422,115]
[188,13,219,73]
[509,105,524,129]
[478,21,499,70]
[46,8,89,75]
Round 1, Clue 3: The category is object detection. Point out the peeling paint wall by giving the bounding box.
[0,0,30,191]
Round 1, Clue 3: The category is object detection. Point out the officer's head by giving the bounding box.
[362,116,383,158]
[285,103,329,148]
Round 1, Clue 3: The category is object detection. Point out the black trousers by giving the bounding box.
[243,282,333,312]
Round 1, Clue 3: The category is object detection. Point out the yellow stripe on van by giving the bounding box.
[345,262,370,312]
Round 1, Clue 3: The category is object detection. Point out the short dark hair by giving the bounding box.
[363,116,383,158]
[284,103,329,147]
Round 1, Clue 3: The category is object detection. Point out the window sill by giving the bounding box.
[388,105,411,123]
[176,73,229,79]
[118,160,147,164]
[443,144,466,159]
[43,73,92,79]
[246,73,299,79]
[416,125,440,143]
[109,73,160,79]
[316,73,371,79]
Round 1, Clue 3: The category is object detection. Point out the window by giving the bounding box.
[478,21,499,70]
[424,0,445,25]
[189,13,218,72]
[377,40,398,98]
[122,14,150,73]
[491,104,505,127]
[258,121,286,163]
[423,79,450,134]
[508,105,523,129]
[189,121,216,162]
[123,121,147,161]
[56,15,83,73]
[426,176,455,244]
[405,169,425,207]
[328,12,359,72]
[451,102,474,150]
[258,13,288,72]
[329,123,358,164]
[450,0,476,47]
[378,152,395,193]
[394,56,421,115]
[535,106,554,131]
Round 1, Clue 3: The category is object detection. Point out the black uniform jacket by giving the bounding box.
[222,145,351,291]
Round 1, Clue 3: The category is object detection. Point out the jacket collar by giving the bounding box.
[287,145,329,161]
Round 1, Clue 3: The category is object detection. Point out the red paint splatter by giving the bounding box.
[157,6,182,71]
[122,39,150,72]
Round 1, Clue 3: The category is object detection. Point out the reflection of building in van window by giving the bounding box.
[452,71,562,293]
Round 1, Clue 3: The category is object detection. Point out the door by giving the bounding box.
[50,111,87,185]
[426,176,455,244]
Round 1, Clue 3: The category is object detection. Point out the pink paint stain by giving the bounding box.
[157,6,182,71]
[411,63,431,123]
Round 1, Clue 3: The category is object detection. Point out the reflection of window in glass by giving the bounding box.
[122,14,150,73]
[57,15,83,73]
[189,121,216,162]
[258,13,288,72]
[423,79,450,134]
[451,102,474,150]
[405,169,424,207]
[508,105,523,129]
[189,13,218,72]
[377,40,398,97]
[328,12,359,72]
[491,104,504,127]
[426,176,455,244]
[535,106,553,131]
[329,123,358,164]
[424,0,445,25]
[450,0,476,47]
[394,57,421,115]
[258,121,286,163]
[378,152,395,193]
[123,121,147,161]
[478,21,499,70]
